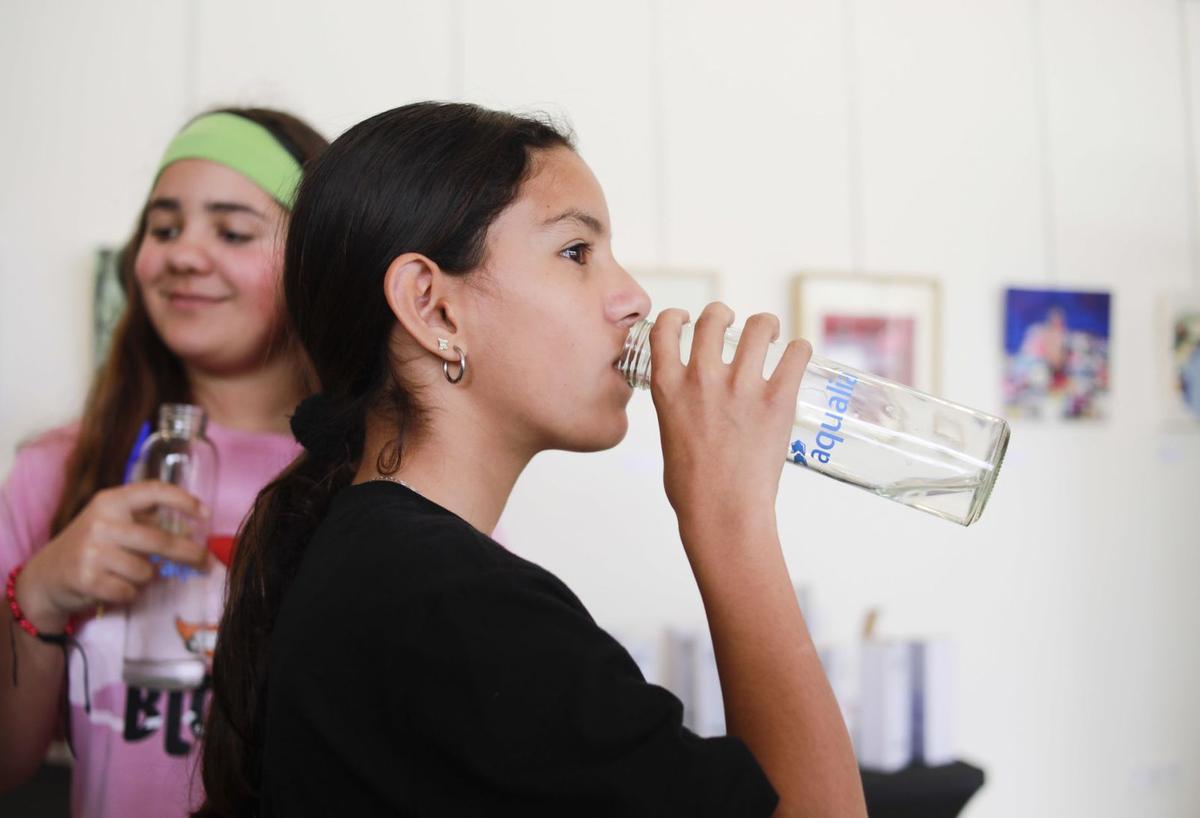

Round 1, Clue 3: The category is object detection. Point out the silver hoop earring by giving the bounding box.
[444,345,467,385]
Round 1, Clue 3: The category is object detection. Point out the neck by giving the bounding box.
[185,354,306,436]
[354,402,532,537]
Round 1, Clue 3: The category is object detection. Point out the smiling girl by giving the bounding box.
[0,108,327,817]
[199,102,866,818]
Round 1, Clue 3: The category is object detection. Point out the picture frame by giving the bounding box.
[1160,290,1200,427]
[1003,287,1111,421]
[93,246,126,367]
[791,272,941,393]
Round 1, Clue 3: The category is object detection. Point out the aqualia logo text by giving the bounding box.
[790,372,859,467]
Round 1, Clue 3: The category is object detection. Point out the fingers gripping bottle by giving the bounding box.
[122,403,220,689]
[618,320,1010,526]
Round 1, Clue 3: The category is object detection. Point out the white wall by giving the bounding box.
[2,1,1198,815]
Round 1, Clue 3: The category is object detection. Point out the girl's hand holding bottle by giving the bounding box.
[15,481,209,632]
[648,303,812,547]
[647,302,868,816]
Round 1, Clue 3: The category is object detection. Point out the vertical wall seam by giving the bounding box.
[450,0,464,99]
[649,0,669,266]
[1028,0,1060,284]
[842,0,866,274]
[1176,0,1200,287]
[183,0,199,116]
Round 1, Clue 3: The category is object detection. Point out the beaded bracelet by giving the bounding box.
[6,560,91,756]
[5,562,76,641]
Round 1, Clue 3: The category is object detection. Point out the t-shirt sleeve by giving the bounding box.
[388,566,779,818]
[0,431,74,577]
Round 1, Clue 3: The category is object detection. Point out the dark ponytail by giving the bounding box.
[196,102,573,817]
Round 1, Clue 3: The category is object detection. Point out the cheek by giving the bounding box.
[228,253,284,320]
[132,242,159,291]
[250,273,283,322]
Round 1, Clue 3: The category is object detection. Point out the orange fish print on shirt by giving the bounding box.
[175,617,218,659]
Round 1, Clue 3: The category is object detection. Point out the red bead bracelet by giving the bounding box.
[6,562,76,639]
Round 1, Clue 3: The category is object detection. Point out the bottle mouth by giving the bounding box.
[159,403,208,438]
[617,319,654,389]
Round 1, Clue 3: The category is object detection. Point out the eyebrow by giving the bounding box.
[146,197,266,219]
[541,208,608,237]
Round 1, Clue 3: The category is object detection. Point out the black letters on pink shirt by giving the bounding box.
[122,674,211,757]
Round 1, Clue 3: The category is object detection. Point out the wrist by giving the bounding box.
[677,508,778,547]
[8,562,72,635]
[678,510,780,573]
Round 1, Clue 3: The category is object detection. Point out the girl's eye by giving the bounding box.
[220,229,253,244]
[149,226,180,241]
[560,242,591,265]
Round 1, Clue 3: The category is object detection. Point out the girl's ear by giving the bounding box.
[383,253,468,365]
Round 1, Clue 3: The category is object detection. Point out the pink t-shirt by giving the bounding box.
[0,421,301,818]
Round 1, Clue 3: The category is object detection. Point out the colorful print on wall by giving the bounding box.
[1162,292,1200,425]
[93,246,126,366]
[821,314,916,387]
[1003,287,1111,420]
[792,273,940,393]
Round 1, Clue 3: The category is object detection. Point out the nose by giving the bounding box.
[164,232,214,276]
[607,268,652,329]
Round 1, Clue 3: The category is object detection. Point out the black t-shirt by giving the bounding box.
[261,480,778,817]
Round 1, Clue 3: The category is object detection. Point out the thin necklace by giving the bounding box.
[371,473,419,497]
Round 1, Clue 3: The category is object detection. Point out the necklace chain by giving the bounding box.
[371,474,417,495]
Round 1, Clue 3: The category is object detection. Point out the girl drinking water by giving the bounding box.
[199,101,866,818]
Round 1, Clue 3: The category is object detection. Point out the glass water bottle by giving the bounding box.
[122,403,220,689]
[618,320,1010,526]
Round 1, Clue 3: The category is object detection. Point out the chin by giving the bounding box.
[605,413,631,447]
[569,412,629,453]
[156,320,274,366]
[158,332,216,361]
[162,338,259,375]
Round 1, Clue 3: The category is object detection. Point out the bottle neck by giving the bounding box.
[158,403,208,439]
[618,318,748,389]
[619,318,841,390]
[618,319,655,389]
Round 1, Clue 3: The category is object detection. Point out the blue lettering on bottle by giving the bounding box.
[148,553,200,581]
[793,373,858,468]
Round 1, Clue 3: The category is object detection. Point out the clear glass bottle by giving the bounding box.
[618,320,1010,526]
[122,403,220,690]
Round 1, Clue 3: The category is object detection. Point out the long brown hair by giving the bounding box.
[196,102,573,817]
[49,108,329,536]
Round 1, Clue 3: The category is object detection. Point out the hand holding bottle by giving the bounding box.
[648,303,812,543]
[15,481,209,631]
[621,300,1011,526]
[647,304,868,816]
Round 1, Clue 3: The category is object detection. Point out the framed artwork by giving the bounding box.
[791,272,941,393]
[629,267,720,323]
[93,246,126,366]
[1003,287,1111,421]
[1161,291,1200,426]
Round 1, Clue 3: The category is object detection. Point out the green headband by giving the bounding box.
[156,112,303,208]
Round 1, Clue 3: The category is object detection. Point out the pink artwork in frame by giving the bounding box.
[821,314,917,387]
